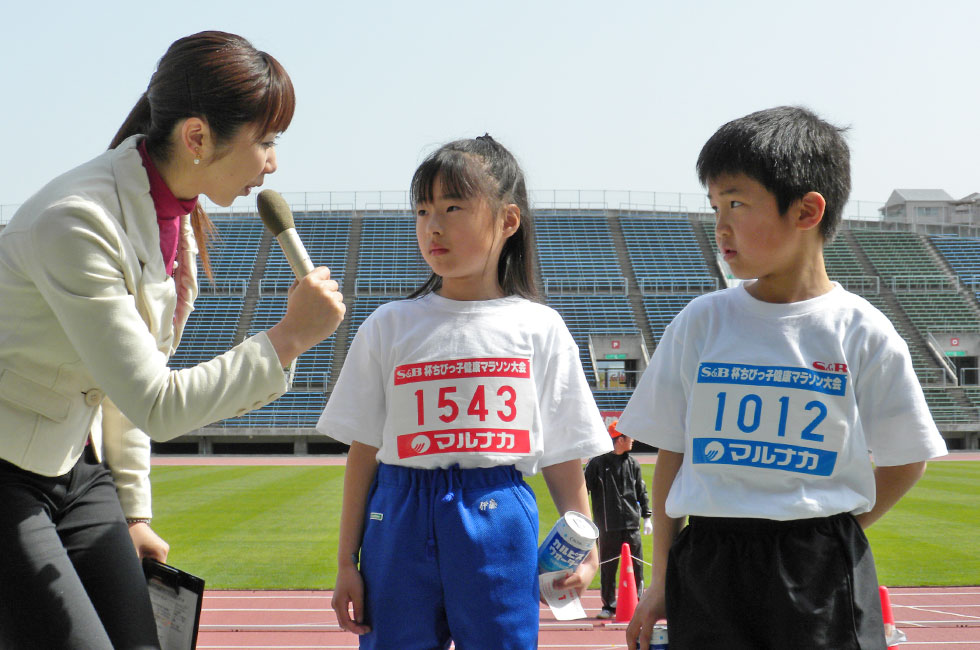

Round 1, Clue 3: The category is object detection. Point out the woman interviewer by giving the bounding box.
[0,31,344,648]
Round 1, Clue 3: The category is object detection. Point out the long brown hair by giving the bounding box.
[109,31,295,278]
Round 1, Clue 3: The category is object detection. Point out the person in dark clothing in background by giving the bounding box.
[585,419,653,619]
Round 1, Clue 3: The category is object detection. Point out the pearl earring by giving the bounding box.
[193,149,201,165]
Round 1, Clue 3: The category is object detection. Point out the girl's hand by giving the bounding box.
[625,580,667,649]
[551,546,598,596]
[332,564,371,635]
[127,522,170,563]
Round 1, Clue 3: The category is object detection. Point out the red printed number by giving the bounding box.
[467,385,488,420]
[438,386,459,423]
[497,385,517,422]
[416,384,518,425]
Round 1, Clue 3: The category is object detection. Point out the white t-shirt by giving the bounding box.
[617,283,947,520]
[318,293,612,474]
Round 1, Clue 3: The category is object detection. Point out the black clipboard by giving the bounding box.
[142,558,205,650]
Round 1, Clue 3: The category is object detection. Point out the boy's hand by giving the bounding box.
[626,580,667,649]
[332,564,371,635]
[855,461,927,529]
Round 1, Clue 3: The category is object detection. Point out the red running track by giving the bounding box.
[192,587,980,649]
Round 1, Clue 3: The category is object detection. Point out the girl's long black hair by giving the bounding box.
[409,134,537,300]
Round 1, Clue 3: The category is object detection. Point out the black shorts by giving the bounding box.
[666,513,886,650]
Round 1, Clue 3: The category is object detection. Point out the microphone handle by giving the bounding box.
[276,228,315,278]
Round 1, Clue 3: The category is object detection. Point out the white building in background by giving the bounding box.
[881,189,980,227]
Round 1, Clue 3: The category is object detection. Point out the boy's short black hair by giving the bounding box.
[696,106,851,241]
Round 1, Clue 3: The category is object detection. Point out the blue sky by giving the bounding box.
[2,1,978,216]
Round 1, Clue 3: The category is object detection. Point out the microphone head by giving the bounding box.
[257,189,295,235]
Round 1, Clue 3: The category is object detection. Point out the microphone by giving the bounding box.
[257,189,314,278]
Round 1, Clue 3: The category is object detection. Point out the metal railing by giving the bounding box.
[198,279,248,296]
[889,275,959,293]
[959,367,980,385]
[259,278,295,295]
[638,276,718,294]
[925,332,959,385]
[916,366,955,385]
[834,275,880,294]
[0,193,886,226]
[543,277,628,295]
[354,277,426,296]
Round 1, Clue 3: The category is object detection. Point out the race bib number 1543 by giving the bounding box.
[392,357,534,459]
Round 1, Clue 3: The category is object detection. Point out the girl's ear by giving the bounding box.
[501,203,521,239]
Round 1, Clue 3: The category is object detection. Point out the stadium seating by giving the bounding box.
[931,235,980,287]
[860,294,942,382]
[199,217,262,292]
[536,215,626,292]
[823,237,866,280]
[959,386,980,410]
[620,217,716,291]
[853,231,944,279]
[263,213,352,292]
[168,296,244,369]
[895,293,980,333]
[921,387,975,425]
[642,295,699,346]
[356,216,429,293]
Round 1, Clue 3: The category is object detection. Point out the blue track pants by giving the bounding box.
[359,463,539,649]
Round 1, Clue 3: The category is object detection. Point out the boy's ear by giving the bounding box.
[501,203,521,239]
[797,191,826,232]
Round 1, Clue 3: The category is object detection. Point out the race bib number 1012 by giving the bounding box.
[392,357,534,459]
[690,362,848,476]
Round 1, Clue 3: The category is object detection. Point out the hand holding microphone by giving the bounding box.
[257,189,346,367]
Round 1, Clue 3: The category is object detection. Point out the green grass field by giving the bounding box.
[151,461,979,590]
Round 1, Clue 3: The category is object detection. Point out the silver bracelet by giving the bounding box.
[126,518,152,525]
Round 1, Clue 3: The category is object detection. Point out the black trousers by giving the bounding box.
[597,528,643,609]
[0,446,160,649]
[666,513,886,650]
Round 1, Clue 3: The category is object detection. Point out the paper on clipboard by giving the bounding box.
[143,558,205,650]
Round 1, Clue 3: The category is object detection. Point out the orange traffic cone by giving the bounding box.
[615,542,638,622]
[879,585,904,649]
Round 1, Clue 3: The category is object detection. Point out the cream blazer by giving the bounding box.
[0,135,288,516]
